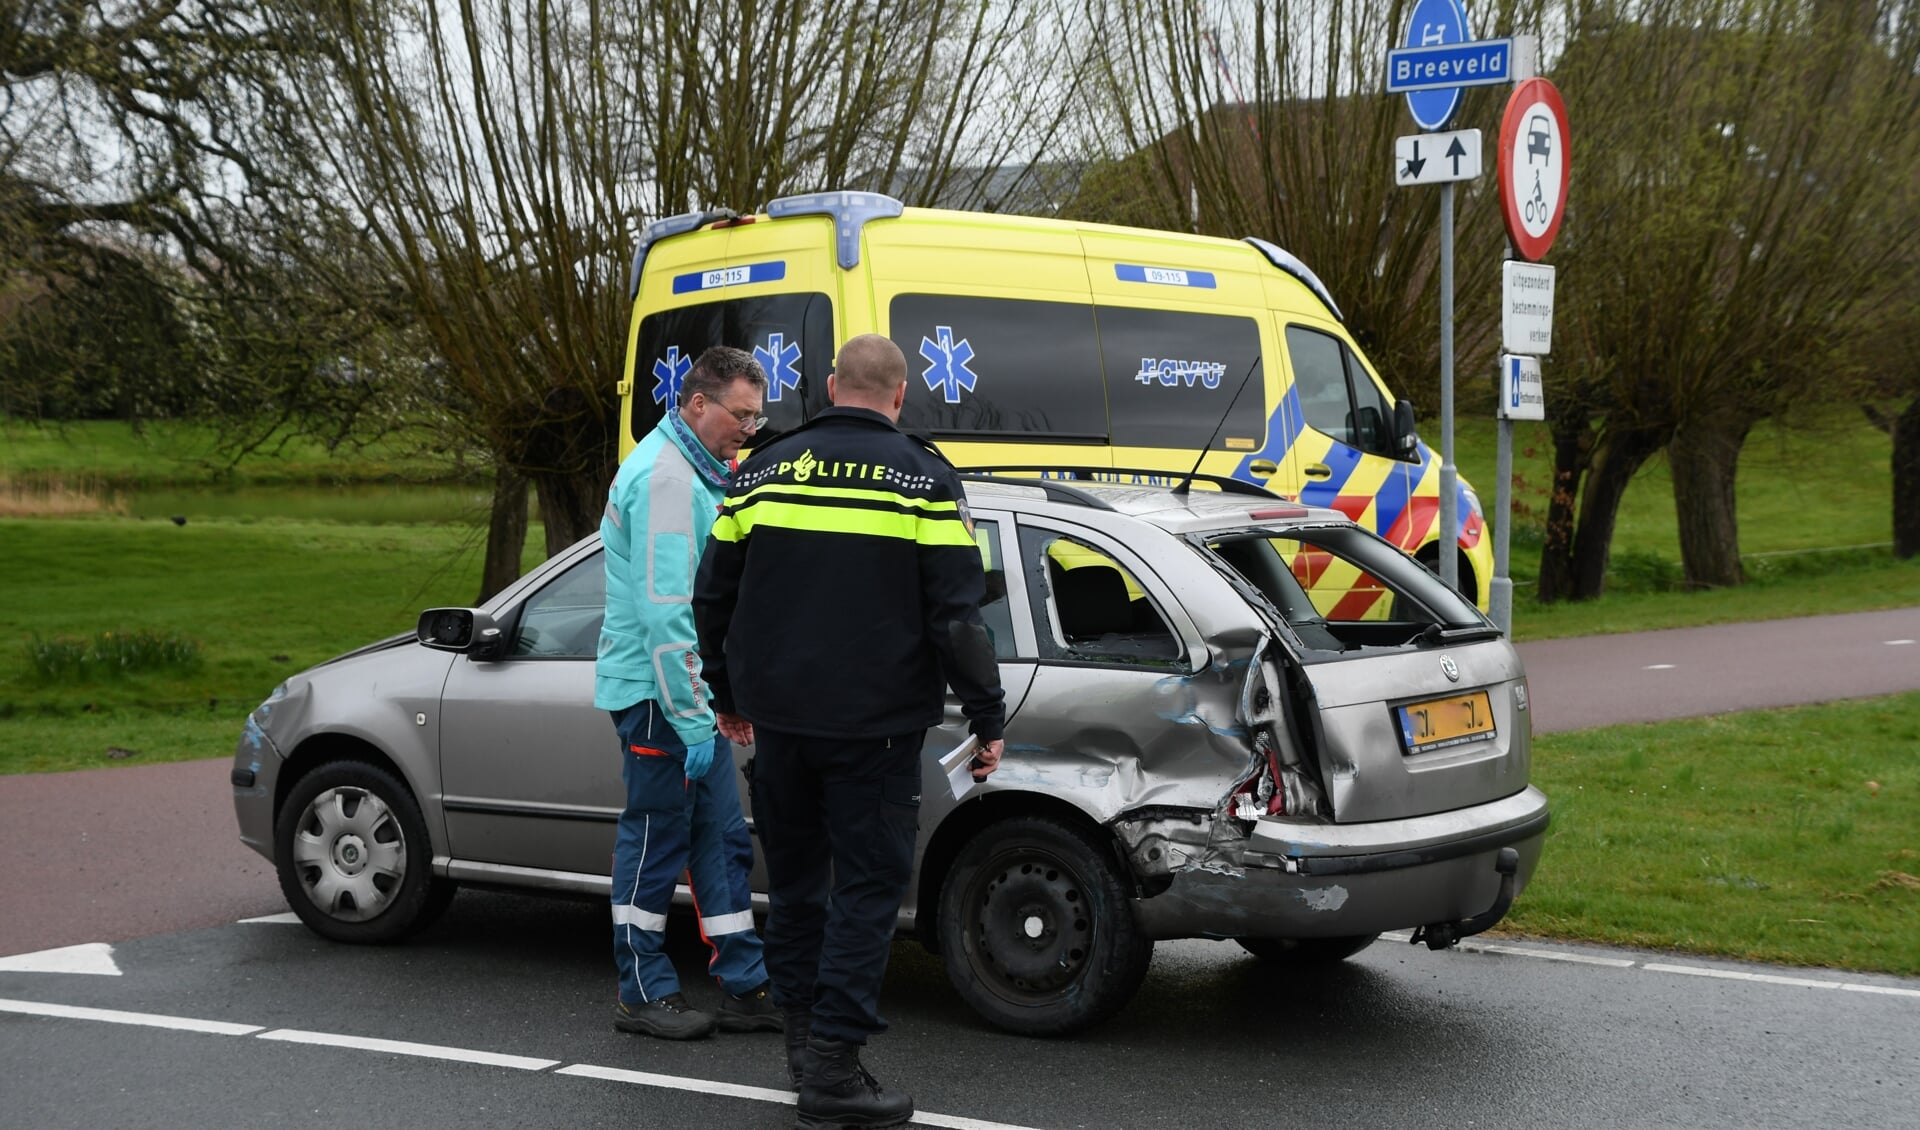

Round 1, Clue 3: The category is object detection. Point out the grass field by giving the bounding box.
[0,418,476,486]
[1511,693,1920,976]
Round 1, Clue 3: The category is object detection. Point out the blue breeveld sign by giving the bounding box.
[1399,0,1468,131]
[1115,264,1217,289]
[670,260,786,295]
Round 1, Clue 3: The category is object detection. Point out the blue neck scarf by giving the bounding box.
[664,407,732,489]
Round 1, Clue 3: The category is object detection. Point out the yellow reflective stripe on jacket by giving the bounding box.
[712,498,974,547]
[726,480,961,514]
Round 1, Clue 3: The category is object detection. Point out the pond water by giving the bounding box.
[113,482,503,525]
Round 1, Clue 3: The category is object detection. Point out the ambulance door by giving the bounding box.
[1080,231,1271,485]
[865,215,1110,473]
[1276,319,1430,618]
[624,217,841,455]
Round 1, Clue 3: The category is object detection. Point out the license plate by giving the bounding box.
[1397,691,1496,754]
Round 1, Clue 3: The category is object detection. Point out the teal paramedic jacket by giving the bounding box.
[593,409,732,744]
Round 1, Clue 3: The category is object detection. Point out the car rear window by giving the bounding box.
[1202,525,1486,655]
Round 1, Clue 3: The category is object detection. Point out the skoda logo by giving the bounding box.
[1440,655,1460,682]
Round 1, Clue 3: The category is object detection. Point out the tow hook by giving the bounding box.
[1409,847,1520,951]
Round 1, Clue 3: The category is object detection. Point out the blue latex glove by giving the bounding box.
[682,737,716,781]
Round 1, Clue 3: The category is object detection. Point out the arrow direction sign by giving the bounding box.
[1395,129,1482,186]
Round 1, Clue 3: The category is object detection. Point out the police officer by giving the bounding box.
[694,334,1005,1128]
[596,345,781,1040]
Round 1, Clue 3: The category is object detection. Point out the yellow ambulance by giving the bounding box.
[617,191,1491,611]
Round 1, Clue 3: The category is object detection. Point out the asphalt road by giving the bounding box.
[3,608,1918,1127]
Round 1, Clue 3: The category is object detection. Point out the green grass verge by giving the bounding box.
[0,517,547,774]
[0,417,473,487]
[1505,693,1920,975]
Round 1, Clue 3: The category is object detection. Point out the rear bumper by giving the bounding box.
[1128,786,1549,941]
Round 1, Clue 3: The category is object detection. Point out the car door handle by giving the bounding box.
[1247,460,1278,478]
[1304,463,1332,480]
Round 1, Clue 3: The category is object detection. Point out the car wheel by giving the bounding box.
[938,815,1153,1036]
[1235,933,1379,964]
[274,760,454,944]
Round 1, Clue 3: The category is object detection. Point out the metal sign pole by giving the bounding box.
[1492,369,1514,633]
[1438,181,1458,593]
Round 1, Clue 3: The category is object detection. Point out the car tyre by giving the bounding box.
[1235,933,1379,964]
[938,815,1153,1036]
[274,760,454,944]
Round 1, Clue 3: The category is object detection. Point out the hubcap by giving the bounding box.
[968,851,1090,1000]
[290,786,406,922]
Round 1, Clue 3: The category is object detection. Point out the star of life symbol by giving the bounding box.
[754,333,803,402]
[919,326,979,405]
[651,346,692,406]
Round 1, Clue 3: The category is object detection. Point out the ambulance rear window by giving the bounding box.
[632,292,834,444]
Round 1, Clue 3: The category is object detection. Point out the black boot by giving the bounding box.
[794,1037,913,1129]
[784,1009,812,1091]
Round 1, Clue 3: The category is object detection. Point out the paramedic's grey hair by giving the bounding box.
[679,346,768,406]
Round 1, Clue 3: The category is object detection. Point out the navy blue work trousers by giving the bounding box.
[749,725,923,1045]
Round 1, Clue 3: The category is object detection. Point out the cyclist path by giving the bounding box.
[3,606,1916,959]
[1514,605,1920,733]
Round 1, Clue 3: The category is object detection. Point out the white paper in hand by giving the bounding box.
[939,735,982,801]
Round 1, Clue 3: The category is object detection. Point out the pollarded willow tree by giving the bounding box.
[1068,0,1549,421]
[1541,0,1920,599]
[257,0,1095,599]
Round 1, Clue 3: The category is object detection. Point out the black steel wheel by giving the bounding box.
[1235,933,1380,965]
[273,760,454,944]
[938,815,1153,1036]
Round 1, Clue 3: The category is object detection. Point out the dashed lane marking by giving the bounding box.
[0,997,260,1035]
[238,912,302,925]
[1381,933,1920,996]
[257,1028,562,1070]
[0,997,1051,1128]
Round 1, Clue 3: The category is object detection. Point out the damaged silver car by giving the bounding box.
[230,472,1549,1037]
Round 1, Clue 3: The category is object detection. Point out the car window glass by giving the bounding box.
[973,519,1018,661]
[1018,526,1179,665]
[889,294,1108,442]
[1344,348,1397,457]
[511,551,607,658]
[1202,528,1484,655]
[1286,325,1354,446]
[1097,306,1266,450]
[633,292,835,446]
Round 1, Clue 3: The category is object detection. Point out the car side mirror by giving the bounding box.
[417,607,506,660]
[1393,399,1420,461]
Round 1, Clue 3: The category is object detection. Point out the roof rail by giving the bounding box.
[957,465,1280,502]
[957,471,1114,510]
[765,191,904,269]
[628,208,739,298]
[1243,237,1344,322]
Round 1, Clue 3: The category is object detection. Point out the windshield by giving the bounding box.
[1199,524,1490,656]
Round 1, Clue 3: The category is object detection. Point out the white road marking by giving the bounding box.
[0,995,1047,1125]
[1643,663,1676,670]
[0,943,122,976]
[0,997,260,1035]
[1643,963,1842,989]
[1461,940,1637,968]
[257,1028,560,1070]
[1886,639,1915,646]
[1383,932,1916,996]
[556,1063,794,1105]
[1843,983,1920,998]
[238,912,302,925]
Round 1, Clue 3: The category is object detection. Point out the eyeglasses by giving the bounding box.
[704,394,767,433]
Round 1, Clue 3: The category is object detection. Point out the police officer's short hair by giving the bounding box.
[833,334,907,395]
[680,346,768,407]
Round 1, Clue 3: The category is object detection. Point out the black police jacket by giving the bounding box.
[693,406,1006,742]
